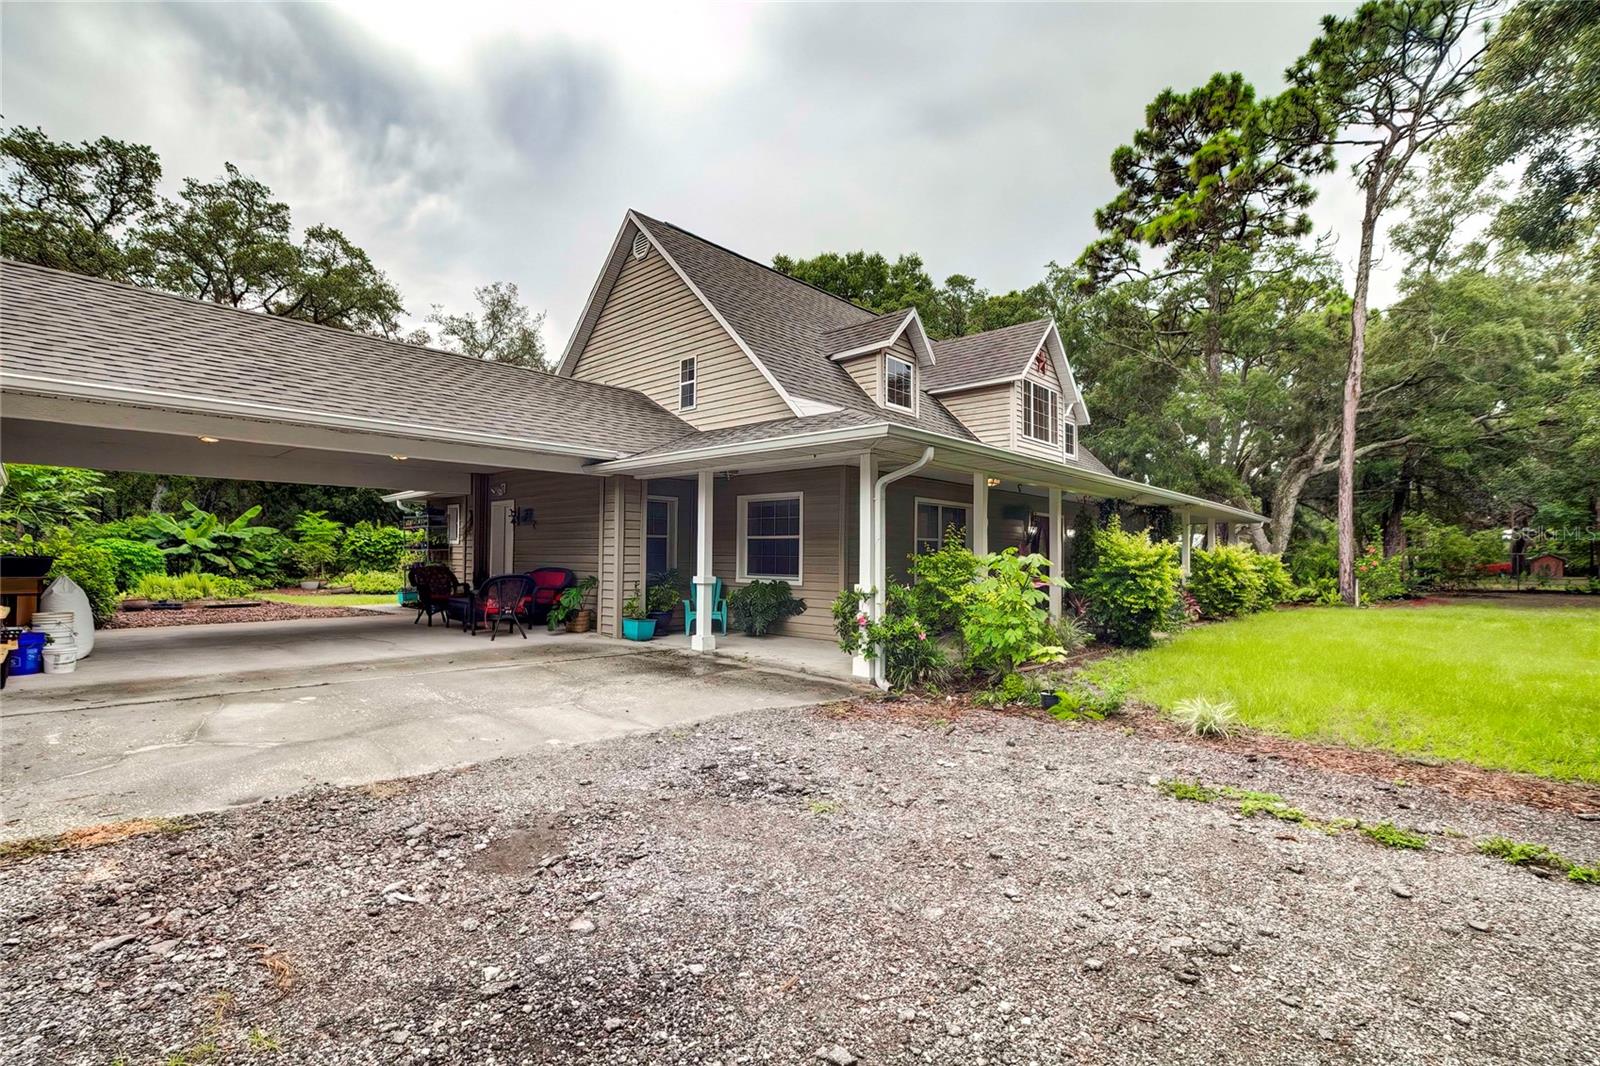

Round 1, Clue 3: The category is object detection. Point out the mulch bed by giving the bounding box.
[104,602,374,629]
[829,693,1600,816]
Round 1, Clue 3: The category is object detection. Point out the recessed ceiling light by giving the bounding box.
[390,454,408,461]
[197,436,219,444]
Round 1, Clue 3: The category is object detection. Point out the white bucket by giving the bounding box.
[41,643,78,673]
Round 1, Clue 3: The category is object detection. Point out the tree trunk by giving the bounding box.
[1203,267,1225,460]
[1338,184,1382,605]
[1381,455,1414,557]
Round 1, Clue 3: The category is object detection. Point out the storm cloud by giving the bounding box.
[2,2,1374,343]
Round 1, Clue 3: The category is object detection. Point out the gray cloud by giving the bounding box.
[3,1,1380,345]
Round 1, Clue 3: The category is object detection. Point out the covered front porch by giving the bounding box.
[592,423,1264,688]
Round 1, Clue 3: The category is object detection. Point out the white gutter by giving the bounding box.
[869,446,935,690]
[0,372,630,461]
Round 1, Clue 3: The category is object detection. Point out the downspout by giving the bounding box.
[870,446,935,689]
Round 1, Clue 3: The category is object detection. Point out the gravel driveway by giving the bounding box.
[2,701,1596,1065]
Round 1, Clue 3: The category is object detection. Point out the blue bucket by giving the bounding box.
[10,631,47,676]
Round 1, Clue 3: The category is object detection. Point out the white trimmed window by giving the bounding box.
[678,357,696,410]
[1022,380,1060,445]
[445,503,463,545]
[884,353,914,411]
[915,498,970,554]
[738,493,802,582]
[1065,419,1078,459]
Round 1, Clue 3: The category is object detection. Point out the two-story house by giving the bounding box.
[0,209,1263,685]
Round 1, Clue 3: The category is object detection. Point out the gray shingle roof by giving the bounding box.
[0,258,692,457]
[820,310,911,357]
[630,213,976,441]
[925,319,1052,392]
[617,410,886,461]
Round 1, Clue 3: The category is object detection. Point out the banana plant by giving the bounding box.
[145,502,278,574]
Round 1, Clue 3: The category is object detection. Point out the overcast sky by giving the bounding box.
[3,1,1386,344]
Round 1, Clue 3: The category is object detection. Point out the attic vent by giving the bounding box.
[632,233,651,260]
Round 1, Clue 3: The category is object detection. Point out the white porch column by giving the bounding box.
[971,472,990,556]
[1047,486,1063,622]
[692,469,716,652]
[853,453,875,680]
[1179,511,1192,576]
[1207,517,1219,551]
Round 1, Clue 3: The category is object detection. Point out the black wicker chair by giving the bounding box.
[407,563,468,627]
[455,574,538,639]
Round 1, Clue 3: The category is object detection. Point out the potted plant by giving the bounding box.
[621,583,656,641]
[645,574,681,634]
[549,575,598,633]
[0,535,54,579]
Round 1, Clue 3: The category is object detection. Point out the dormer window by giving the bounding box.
[1022,379,1060,445]
[885,353,914,411]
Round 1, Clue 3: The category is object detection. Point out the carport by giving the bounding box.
[0,258,691,614]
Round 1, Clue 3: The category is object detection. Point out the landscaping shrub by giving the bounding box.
[906,531,979,634]
[1188,545,1264,619]
[1049,613,1092,655]
[973,671,1038,707]
[959,548,1063,676]
[1249,552,1295,609]
[1401,516,1503,591]
[728,580,806,636]
[1081,517,1179,647]
[1354,544,1406,601]
[144,503,282,577]
[127,572,255,602]
[338,522,415,572]
[334,570,404,594]
[832,584,950,690]
[91,536,167,591]
[45,540,118,626]
[1169,695,1239,738]
[1042,678,1127,721]
[290,511,344,580]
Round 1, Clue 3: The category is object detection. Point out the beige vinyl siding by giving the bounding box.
[840,352,878,403]
[595,476,643,633]
[712,466,846,640]
[596,476,645,637]
[883,475,975,583]
[481,468,604,582]
[567,225,790,430]
[939,383,1013,449]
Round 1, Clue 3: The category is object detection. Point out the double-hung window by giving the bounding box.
[1022,380,1060,445]
[884,354,914,411]
[1065,419,1078,459]
[678,357,696,410]
[738,493,802,582]
[915,499,970,554]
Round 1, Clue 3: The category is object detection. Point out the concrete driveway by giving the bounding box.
[0,615,855,840]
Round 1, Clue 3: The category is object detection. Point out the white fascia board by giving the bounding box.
[627,213,808,419]
[1041,320,1090,425]
[925,374,1024,395]
[591,418,1265,523]
[1,373,625,461]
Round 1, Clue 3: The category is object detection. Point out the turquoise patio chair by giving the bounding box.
[683,577,728,636]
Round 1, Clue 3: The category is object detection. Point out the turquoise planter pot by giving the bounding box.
[622,617,657,641]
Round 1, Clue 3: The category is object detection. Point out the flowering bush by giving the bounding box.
[832,584,949,690]
[1355,545,1406,601]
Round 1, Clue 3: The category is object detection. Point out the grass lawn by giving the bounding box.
[258,592,395,608]
[1094,603,1600,784]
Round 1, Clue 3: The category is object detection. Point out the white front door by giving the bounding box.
[489,499,515,575]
